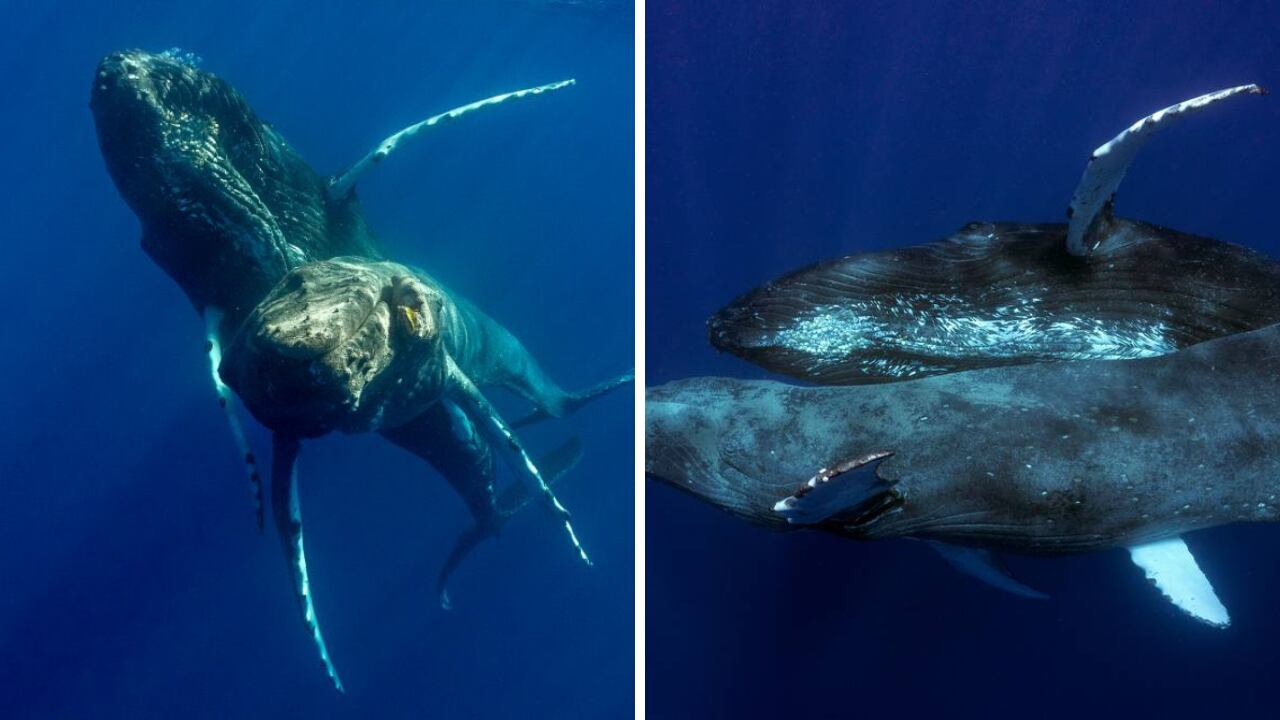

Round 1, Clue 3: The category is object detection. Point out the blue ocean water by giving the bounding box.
[0,1,632,718]
[647,2,1280,718]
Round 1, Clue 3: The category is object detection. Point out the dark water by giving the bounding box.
[647,1,1280,718]
[0,2,632,718]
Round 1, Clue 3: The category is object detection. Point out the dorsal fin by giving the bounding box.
[1066,84,1265,256]
[327,79,576,200]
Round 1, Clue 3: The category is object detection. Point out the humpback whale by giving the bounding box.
[91,49,627,690]
[649,314,1280,627]
[219,258,619,582]
[709,85,1279,385]
[651,85,1278,628]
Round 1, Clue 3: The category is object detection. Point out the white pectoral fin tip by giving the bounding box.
[327,78,577,199]
[927,542,1048,600]
[446,363,591,566]
[1128,536,1231,628]
[1066,83,1266,256]
[773,451,893,525]
[204,308,265,532]
[271,434,345,692]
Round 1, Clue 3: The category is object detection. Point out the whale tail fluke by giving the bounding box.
[512,370,634,429]
[437,437,584,609]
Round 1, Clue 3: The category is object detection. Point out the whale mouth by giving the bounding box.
[90,50,271,230]
[220,259,445,437]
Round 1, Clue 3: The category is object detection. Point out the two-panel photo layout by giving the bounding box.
[3,1,1279,718]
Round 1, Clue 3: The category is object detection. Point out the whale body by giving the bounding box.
[648,320,1280,625]
[709,85,1277,386]
[91,49,623,690]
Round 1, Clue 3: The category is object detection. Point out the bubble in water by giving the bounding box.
[159,47,203,68]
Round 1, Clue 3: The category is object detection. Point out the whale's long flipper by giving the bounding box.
[773,451,896,525]
[511,370,634,429]
[1066,84,1265,256]
[496,437,584,517]
[444,356,592,566]
[385,396,583,609]
[204,308,264,532]
[327,79,576,199]
[926,542,1048,600]
[1128,536,1230,628]
[271,434,345,691]
[437,437,584,609]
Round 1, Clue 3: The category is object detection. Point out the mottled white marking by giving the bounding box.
[766,294,1177,374]
[1128,536,1230,628]
[1067,84,1264,255]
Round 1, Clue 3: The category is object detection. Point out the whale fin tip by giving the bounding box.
[1129,536,1231,628]
[270,434,346,691]
[1067,84,1265,256]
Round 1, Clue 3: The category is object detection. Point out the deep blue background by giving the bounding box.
[648,2,1280,718]
[0,1,632,718]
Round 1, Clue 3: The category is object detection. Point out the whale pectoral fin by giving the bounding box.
[496,437,583,517]
[926,542,1048,600]
[1066,84,1265,256]
[270,434,345,692]
[773,451,896,525]
[384,400,499,524]
[328,78,576,199]
[1128,536,1230,628]
[436,523,495,611]
[384,401,497,610]
[438,437,584,610]
[444,356,592,566]
[393,406,584,608]
[204,308,265,533]
[511,370,634,429]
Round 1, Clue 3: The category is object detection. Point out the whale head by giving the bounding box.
[90,50,376,324]
[645,378,858,528]
[220,258,449,437]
